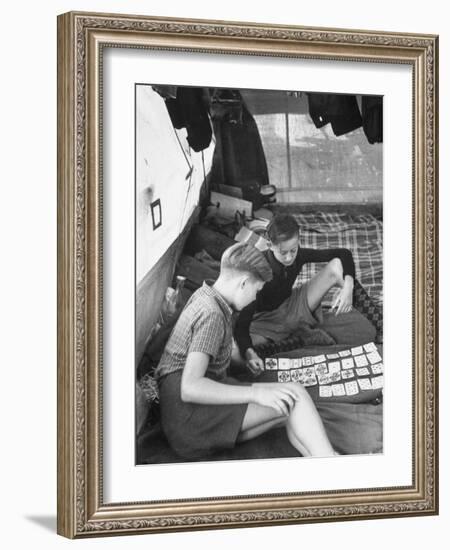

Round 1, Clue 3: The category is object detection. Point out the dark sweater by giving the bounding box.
[234,247,355,355]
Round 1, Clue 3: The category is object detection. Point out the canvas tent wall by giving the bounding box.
[136,85,215,360]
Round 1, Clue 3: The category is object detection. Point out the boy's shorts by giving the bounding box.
[158,370,250,459]
[250,283,322,344]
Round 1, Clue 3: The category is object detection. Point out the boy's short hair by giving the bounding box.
[220,242,272,283]
[267,214,299,245]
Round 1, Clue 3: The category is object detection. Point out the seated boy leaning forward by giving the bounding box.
[234,213,356,375]
[155,242,337,460]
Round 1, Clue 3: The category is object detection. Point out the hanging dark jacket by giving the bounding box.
[219,103,269,196]
[308,93,362,137]
[165,87,212,152]
[361,95,383,144]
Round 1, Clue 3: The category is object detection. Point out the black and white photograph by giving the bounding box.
[53,7,438,540]
[135,84,384,465]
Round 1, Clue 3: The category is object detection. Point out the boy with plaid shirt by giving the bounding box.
[155,242,336,459]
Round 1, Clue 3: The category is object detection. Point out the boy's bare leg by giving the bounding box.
[240,402,286,433]
[237,413,287,442]
[306,258,344,312]
[238,402,291,442]
[239,416,309,456]
[238,391,334,457]
[285,388,335,457]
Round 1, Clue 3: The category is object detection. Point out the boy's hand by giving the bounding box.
[331,276,354,315]
[251,382,304,416]
[245,348,264,376]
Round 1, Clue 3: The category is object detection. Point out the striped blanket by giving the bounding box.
[292,212,383,307]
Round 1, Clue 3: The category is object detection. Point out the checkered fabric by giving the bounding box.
[292,212,383,308]
[352,279,383,343]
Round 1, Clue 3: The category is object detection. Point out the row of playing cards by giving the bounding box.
[265,342,379,372]
[270,341,384,396]
[318,375,383,397]
[276,363,383,385]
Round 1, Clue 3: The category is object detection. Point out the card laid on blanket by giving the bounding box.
[261,341,383,405]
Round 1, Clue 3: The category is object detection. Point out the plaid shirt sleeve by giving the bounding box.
[188,311,224,358]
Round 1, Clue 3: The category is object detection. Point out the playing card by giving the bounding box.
[331,383,345,397]
[354,354,369,368]
[315,363,328,376]
[326,353,340,360]
[356,367,370,376]
[358,378,372,390]
[351,346,363,356]
[292,358,300,370]
[319,386,333,398]
[341,369,355,379]
[303,376,318,387]
[328,361,341,374]
[366,351,383,364]
[363,342,377,353]
[302,356,314,366]
[314,354,326,364]
[278,358,291,370]
[371,363,384,375]
[329,372,342,383]
[338,349,352,357]
[278,370,291,382]
[318,374,332,385]
[303,367,316,378]
[341,357,355,370]
[345,381,359,396]
[265,358,278,370]
[290,369,302,382]
[371,375,384,389]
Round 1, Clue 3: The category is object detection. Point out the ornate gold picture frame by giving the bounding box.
[57,11,438,538]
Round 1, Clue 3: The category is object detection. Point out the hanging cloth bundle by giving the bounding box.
[361,95,383,144]
[307,93,363,137]
[219,102,270,198]
[165,87,213,152]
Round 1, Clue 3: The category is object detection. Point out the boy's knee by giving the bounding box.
[293,382,313,404]
[327,258,343,283]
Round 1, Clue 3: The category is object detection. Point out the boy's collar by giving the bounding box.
[202,280,234,317]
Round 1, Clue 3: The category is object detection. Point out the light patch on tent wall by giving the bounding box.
[150,198,162,230]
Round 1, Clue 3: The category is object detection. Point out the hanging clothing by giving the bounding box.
[308,93,363,137]
[165,97,185,129]
[152,85,178,100]
[219,102,270,199]
[165,87,212,152]
[361,95,383,144]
